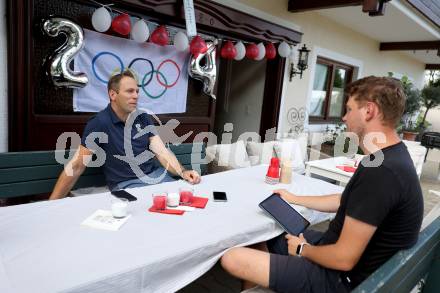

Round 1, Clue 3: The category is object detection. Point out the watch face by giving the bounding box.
[296,244,301,255]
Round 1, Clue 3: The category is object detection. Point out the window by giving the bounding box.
[309,57,354,123]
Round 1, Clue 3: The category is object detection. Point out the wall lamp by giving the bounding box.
[289,44,310,81]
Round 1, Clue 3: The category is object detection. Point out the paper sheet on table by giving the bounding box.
[81,210,131,231]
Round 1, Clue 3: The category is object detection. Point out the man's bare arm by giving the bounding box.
[149,136,201,184]
[292,216,376,271]
[149,135,185,176]
[49,146,92,200]
[274,189,341,213]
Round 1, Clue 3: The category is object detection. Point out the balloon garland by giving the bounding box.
[43,0,302,93]
[89,3,300,61]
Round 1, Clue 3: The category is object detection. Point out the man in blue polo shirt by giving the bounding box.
[50,70,200,200]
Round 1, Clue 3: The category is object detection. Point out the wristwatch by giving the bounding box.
[296,242,309,257]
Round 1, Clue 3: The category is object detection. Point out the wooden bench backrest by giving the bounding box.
[0,143,206,199]
[353,217,440,293]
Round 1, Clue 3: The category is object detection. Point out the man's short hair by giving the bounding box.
[107,70,136,93]
[345,76,406,127]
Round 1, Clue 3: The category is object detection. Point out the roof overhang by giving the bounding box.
[288,0,390,16]
[290,0,440,67]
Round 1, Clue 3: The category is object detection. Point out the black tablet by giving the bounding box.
[259,193,310,236]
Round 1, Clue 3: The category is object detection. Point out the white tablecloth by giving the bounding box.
[0,165,343,293]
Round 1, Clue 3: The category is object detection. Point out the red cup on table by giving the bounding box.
[270,157,280,168]
[179,187,194,205]
[152,192,167,210]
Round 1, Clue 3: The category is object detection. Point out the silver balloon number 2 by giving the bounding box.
[42,17,88,88]
[188,40,217,100]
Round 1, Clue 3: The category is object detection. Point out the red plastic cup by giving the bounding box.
[179,187,194,205]
[152,193,167,210]
[266,165,280,178]
[270,157,280,168]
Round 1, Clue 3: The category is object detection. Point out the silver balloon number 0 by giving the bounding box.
[188,40,218,100]
[42,17,88,88]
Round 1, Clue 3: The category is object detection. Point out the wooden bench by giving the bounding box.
[353,217,440,293]
[0,142,207,200]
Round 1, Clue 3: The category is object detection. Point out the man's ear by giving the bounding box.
[364,102,377,122]
[109,89,117,101]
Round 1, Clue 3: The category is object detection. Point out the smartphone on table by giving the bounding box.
[213,191,227,202]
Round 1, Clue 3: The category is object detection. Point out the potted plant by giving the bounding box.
[401,121,419,141]
[399,76,422,141]
[418,84,440,133]
[323,123,347,156]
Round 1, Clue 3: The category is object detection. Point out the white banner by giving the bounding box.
[73,29,189,114]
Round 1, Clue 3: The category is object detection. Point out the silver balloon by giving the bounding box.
[42,17,88,88]
[188,40,218,100]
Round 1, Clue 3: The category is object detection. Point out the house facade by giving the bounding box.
[225,0,439,138]
[0,0,439,152]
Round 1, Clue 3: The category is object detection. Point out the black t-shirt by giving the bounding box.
[320,142,423,287]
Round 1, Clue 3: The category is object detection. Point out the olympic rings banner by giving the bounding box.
[73,29,189,114]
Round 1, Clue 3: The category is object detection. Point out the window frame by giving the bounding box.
[309,57,354,124]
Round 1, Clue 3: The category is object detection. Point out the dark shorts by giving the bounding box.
[267,230,350,293]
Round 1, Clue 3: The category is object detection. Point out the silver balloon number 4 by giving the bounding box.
[188,40,217,100]
[42,17,88,88]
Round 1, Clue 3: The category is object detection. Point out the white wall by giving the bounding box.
[0,1,7,152]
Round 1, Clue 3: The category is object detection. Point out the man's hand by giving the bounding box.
[274,189,296,203]
[182,170,201,184]
[286,233,308,256]
[274,190,341,213]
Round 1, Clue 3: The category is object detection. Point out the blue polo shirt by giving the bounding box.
[80,104,158,190]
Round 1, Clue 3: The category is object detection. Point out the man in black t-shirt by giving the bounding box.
[221,76,423,292]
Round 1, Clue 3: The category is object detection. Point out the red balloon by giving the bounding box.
[265,43,276,59]
[190,36,208,57]
[220,41,237,59]
[150,25,169,46]
[111,13,131,36]
[245,43,259,60]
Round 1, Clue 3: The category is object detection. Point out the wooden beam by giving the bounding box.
[426,64,440,70]
[362,0,379,12]
[288,0,362,12]
[380,41,440,51]
[368,0,387,16]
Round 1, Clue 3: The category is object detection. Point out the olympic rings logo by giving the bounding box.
[91,51,181,99]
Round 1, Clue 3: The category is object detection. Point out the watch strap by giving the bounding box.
[296,242,309,256]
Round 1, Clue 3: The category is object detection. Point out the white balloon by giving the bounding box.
[278,41,290,58]
[174,31,189,51]
[234,41,246,61]
[91,7,111,33]
[131,19,149,43]
[289,45,298,62]
[255,42,266,60]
